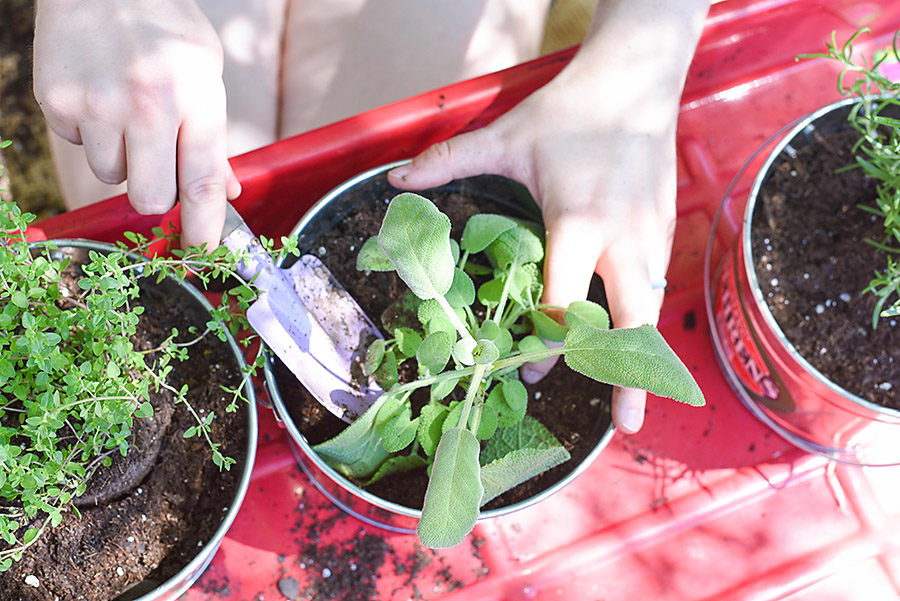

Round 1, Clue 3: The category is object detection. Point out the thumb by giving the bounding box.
[387,129,501,190]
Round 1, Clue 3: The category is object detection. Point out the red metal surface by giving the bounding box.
[33,1,900,599]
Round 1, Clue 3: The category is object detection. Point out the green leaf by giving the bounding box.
[452,338,476,366]
[480,419,570,505]
[484,224,544,270]
[478,320,500,340]
[378,193,455,300]
[501,380,527,411]
[362,454,428,485]
[22,527,40,545]
[394,327,423,359]
[424,311,457,339]
[11,291,28,309]
[134,402,154,419]
[474,404,498,440]
[460,214,517,253]
[364,338,387,376]
[416,331,452,375]
[356,236,395,272]
[430,377,459,402]
[528,310,568,342]
[417,427,484,548]
[517,335,547,355]
[471,339,499,364]
[564,325,705,406]
[564,300,610,330]
[373,348,399,389]
[416,298,443,325]
[487,384,527,428]
[313,396,391,478]
[481,415,561,464]
[506,263,542,308]
[478,321,512,357]
[417,404,450,457]
[479,416,571,504]
[378,399,418,453]
[442,401,463,434]
[477,278,504,308]
[445,268,476,308]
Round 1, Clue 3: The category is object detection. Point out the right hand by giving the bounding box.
[33,0,240,249]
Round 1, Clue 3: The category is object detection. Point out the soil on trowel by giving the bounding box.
[275,180,612,511]
[0,253,248,601]
[751,128,900,408]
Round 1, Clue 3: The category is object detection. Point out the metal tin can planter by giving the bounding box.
[264,161,615,534]
[0,240,257,601]
[705,98,900,466]
[124,240,258,601]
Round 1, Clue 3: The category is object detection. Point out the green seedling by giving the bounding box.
[801,29,900,327]
[313,192,705,548]
[0,177,298,571]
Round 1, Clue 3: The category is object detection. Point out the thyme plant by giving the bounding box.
[314,192,705,548]
[802,29,900,326]
[0,170,298,571]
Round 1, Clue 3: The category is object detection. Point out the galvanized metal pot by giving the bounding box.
[31,240,257,601]
[264,161,615,533]
[705,98,900,466]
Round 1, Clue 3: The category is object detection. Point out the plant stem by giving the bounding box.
[458,363,487,431]
[434,294,473,342]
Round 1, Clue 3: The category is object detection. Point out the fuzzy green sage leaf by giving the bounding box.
[565,300,610,330]
[417,427,483,548]
[480,416,570,505]
[313,396,390,478]
[356,236,395,272]
[564,325,705,406]
[460,214,517,253]
[378,193,454,300]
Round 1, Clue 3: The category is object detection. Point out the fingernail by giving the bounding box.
[521,367,542,384]
[388,164,412,181]
[620,408,643,433]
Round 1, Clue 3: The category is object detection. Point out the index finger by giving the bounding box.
[176,88,228,251]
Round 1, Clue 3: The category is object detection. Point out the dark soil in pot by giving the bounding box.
[274,177,613,511]
[751,127,900,409]
[0,249,249,601]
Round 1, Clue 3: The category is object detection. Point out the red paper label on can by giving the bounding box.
[715,252,781,400]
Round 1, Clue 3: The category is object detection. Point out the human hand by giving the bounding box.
[387,0,708,434]
[33,0,241,249]
[388,80,674,434]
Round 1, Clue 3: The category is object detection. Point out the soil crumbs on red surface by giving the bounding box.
[277,494,481,601]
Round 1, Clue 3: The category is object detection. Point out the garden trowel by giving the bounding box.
[220,201,383,422]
